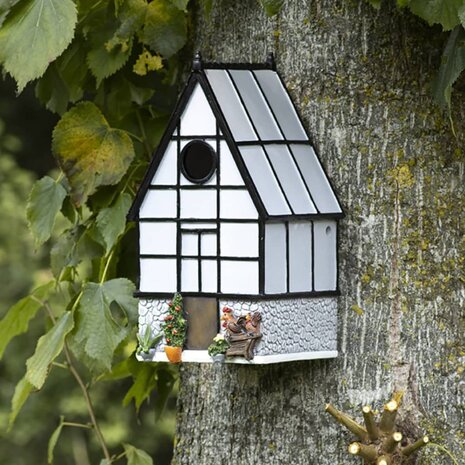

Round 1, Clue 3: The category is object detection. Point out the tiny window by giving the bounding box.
[181,140,217,183]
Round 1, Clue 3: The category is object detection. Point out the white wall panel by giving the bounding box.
[151,141,177,185]
[180,189,216,219]
[265,223,287,293]
[313,220,337,291]
[220,223,259,257]
[139,258,176,292]
[139,190,177,218]
[220,141,244,185]
[220,190,258,219]
[201,260,217,292]
[140,222,176,255]
[181,259,199,292]
[289,222,312,292]
[182,233,198,256]
[201,233,217,255]
[221,261,259,294]
[180,83,216,136]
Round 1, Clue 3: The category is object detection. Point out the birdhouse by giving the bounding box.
[128,53,344,364]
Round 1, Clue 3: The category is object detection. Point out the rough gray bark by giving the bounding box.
[173,1,465,464]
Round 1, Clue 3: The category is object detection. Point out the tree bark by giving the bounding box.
[173,1,465,464]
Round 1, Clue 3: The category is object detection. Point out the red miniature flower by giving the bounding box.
[222,307,232,313]
[166,338,171,343]
[168,301,173,306]
[175,305,181,312]
[172,329,178,335]
[168,324,173,328]
[222,321,227,328]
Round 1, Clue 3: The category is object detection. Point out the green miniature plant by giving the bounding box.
[207,334,230,357]
[136,326,163,354]
[161,294,187,348]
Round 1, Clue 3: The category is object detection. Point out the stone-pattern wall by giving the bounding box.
[219,298,337,355]
[138,297,337,355]
[138,299,170,346]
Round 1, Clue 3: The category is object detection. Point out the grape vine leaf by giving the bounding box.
[259,0,284,17]
[0,281,54,359]
[52,102,135,206]
[71,279,138,373]
[0,0,77,92]
[123,444,154,465]
[142,0,187,58]
[154,365,177,420]
[47,417,64,464]
[404,0,463,30]
[8,375,34,430]
[170,0,189,11]
[96,193,132,254]
[27,176,67,247]
[26,312,75,389]
[123,356,158,411]
[432,25,465,119]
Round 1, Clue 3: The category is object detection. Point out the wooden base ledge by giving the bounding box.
[136,350,338,364]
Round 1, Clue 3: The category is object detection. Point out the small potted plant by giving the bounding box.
[207,333,230,363]
[136,326,163,361]
[161,293,187,363]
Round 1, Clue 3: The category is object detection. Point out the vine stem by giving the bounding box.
[100,248,116,284]
[427,443,460,465]
[40,298,112,463]
[62,422,93,430]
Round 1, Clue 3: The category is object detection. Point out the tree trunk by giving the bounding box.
[173,1,465,464]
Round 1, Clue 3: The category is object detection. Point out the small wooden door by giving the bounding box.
[184,297,218,350]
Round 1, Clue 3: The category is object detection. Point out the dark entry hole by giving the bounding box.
[181,140,217,183]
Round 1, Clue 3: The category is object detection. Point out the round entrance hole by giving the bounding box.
[181,140,217,183]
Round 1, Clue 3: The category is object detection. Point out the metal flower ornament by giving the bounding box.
[325,395,429,464]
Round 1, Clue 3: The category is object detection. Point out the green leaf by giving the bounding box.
[72,279,138,373]
[48,417,64,464]
[404,0,463,30]
[0,0,77,91]
[258,0,284,17]
[26,312,75,389]
[52,102,135,206]
[26,176,67,247]
[432,26,465,116]
[170,0,189,11]
[96,193,132,254]
[123,358,158,410]
[0,281,54,359]
[8,375,34,430]
[88,41,132,88]
[142,0,187,58]
[35,64,70,115]
[154,365,176,420]
[124,444,153,465]
[108,0,147,52]
[459,5,465,28]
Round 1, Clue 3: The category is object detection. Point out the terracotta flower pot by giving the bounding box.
[164,346,182,364]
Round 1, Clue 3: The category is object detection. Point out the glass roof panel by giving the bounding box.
[266,145,317,214]
[240,145,291,216]
[205,69,257,141]
[253,70,307,140]
[290,144,342,214]
[229,70,283,141]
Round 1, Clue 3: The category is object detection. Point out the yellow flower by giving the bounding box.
[213,334,224,342]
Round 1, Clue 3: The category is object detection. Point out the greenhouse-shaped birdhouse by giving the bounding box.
[128,53,344,364]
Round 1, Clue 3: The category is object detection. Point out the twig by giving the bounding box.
[426,442,460,465]
[362,405,379,441]
[40,297,111,462]
[62,422,93,430]
[325,404,368,441]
